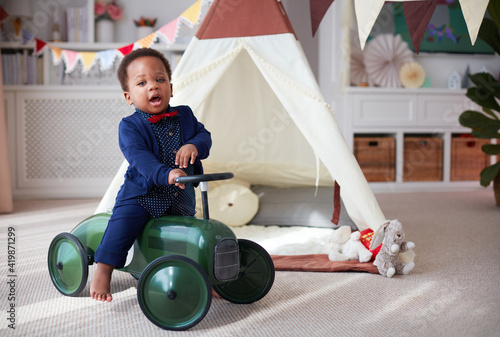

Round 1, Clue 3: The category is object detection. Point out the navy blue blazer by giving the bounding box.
[115,105,211,202]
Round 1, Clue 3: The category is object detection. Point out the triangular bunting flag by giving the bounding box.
[1,0,213,75]
[80,51,97,72]
[22,28,34,45]
[458,0,490,45]
[35,39,47,55]
[118,43,134,56]
[10,17,21,35]
[63,50,79,73]
[157,18,179,44]
[310,0,335,37]
[354,0,385,49]
[0,5,9,21]
[49,45,63,65]
[354,0,431,50]
[180,0,202,28]
[403,0,438,54]
[136,32,156,48]
[97,49,117,70]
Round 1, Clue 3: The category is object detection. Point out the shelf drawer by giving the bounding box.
[353,94,416,126]
[403,136,443,181]
[419,94,475,127]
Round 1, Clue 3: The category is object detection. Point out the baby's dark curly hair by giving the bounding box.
[117,48,172,92]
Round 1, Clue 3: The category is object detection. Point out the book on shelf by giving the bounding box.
[1,50,43,85]
[66,7,88,43]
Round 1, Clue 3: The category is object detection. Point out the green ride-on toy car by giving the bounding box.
[47,172,275,331]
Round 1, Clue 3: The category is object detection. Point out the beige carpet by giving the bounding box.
[0,190,499,336]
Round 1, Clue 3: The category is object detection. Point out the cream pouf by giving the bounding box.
[196,183,259,227]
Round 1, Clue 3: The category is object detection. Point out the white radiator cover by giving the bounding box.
[8,89,131,198]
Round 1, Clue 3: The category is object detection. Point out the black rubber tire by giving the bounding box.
[213,239,275,304]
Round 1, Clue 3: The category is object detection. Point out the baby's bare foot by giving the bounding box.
[90,263,114,302]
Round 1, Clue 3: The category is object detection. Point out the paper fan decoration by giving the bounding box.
[399,61,426,89]
[364,34,414,88]
[350,43,369,86]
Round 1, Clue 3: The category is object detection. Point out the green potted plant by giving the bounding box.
[459,0,500,206]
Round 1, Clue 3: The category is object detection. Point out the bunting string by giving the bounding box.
[0,0,491,74]
[350,0,490,51]
[0,0,208,74]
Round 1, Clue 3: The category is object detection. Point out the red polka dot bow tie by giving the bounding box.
[147,110,178,123]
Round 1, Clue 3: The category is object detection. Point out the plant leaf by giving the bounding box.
[480,161,500,187]
[478,18,500,55]
[468,72,500,103]
[459,110,500,138]
[482,144,500,155]
[466,87,500,114]
[481,107,499,120]
[487,0,500,34]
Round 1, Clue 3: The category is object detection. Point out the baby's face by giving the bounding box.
[123,56,172,114]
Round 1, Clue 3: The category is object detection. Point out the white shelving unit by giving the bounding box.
[344,87,494,192]
[0,0,195,85]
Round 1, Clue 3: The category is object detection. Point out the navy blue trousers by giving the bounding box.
[94,198,151,268]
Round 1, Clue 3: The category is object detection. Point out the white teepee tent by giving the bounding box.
[97,0,386,231]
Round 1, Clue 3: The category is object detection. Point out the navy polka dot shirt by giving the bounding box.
[135,108,195,219]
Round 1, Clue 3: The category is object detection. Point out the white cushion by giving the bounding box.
[197,183,259,227]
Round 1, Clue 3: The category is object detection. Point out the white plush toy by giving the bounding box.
[341,231,373,263]
[323,226,352,261]
[324,226,373,262]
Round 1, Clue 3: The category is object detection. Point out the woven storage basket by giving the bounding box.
[403,136,443,181]
[451,137,491,181]
[354,136,395,182]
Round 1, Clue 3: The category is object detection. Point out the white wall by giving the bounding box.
[113,0,199,43]
[416,53,500,88]
[281,0,319,79]
[280,0,350,133]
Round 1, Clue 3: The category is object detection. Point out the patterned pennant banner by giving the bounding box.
[157,18,179,44]
[35,39,47,55]
[63,50,80,73]
[118,44,134,56]
[179,0,203,27]
[0,0,492,74]
[310,0,336,37]
[0,5,8,21]
[10,17,21,35]
[49,45,63,65]
[97,49,118,70]
[352,0,490,50]
[80,52,98,72]
[136,32,157,49]
[22,29,34,45]
[0,1,207,74]
[403,0,439,54]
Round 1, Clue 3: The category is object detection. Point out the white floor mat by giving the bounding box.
[231,225,334,255]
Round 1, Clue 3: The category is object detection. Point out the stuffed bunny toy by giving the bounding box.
[370,219,415,278]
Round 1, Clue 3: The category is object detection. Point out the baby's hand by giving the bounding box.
[175,144,198,169]
[168,169,187,189]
